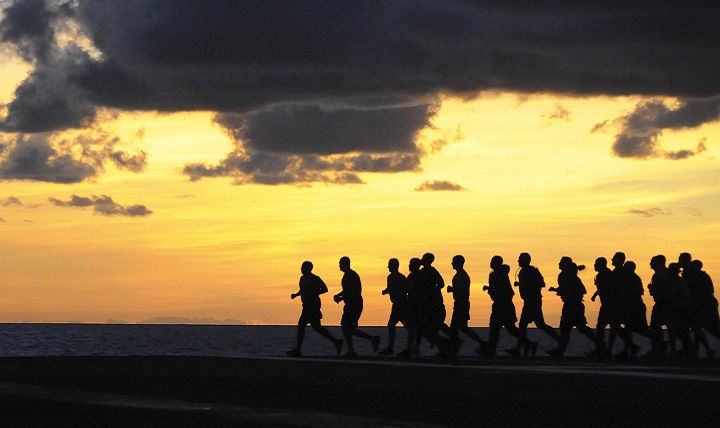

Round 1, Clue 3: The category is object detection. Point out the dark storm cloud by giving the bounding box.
[0,53,99,133]
[0,131,147,183]
[414,180,467,192]
[214,103,436,155]
[3,0,720,184]
[609,98,718,159]
[0,0,100,133]
[2,0,720,134]
[0,0,57,62]
[49,194,153,217]
[181,103,430,184]
[0,133,98,183]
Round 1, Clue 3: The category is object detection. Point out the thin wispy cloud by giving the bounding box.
[544,104,571,122]
[626,207,673,217]
[415,180,467,192]
[684,207,704,218]
[0,195,41,208]
[590,120,609,134]
[0,196,23,207]
[49,194,153,217]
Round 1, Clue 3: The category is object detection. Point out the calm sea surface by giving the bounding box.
[0,324,679,358]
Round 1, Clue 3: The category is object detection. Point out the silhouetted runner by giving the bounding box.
[508,252,557,357]
[418,253,452,355]
[648,255,676,357]
[680,254,720,357]
[404,257,424,357]
[379,258,413,356]
[334,256,380,358]
[446,255,485,357]
[287,261,343,357]
[589,253,628,358]
[647,256,693,358]
[483,256,520,357]
[667,262,693,357]
[547,257,596,358]
[617,260,647,358]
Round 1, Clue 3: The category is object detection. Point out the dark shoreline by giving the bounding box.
[1,355,719,427]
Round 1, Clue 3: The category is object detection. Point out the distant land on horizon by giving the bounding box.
[107,317,249,325]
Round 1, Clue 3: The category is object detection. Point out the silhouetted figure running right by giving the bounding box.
[483,256,521,357]
[334,256,380,358]
[446,255,485,357]
[683,258,720,358]
[287,261,343,357]
[508,252,557,357]
[547,257,596,358]
[379,258,413,356]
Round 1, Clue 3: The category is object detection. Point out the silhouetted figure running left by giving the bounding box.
[483,256,521,357]
[508,252,557,357]
[287,261,343,357]
[547,257,596,358]
[446,255,485,357]
[334,256,380,358]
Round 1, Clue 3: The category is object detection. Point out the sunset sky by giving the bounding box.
[1,1,719,326]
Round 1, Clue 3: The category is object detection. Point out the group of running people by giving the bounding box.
[287,251,719,360]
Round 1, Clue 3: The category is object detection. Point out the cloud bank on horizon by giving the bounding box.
[1,0,719,185]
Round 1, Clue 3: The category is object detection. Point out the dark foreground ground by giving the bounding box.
[1,355,719,427]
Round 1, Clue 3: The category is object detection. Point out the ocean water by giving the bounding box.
[0,323,683,358]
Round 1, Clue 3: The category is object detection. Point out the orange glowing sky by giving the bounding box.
[1,2,719,325]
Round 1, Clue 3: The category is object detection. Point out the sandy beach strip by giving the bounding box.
[0,355,719,427]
